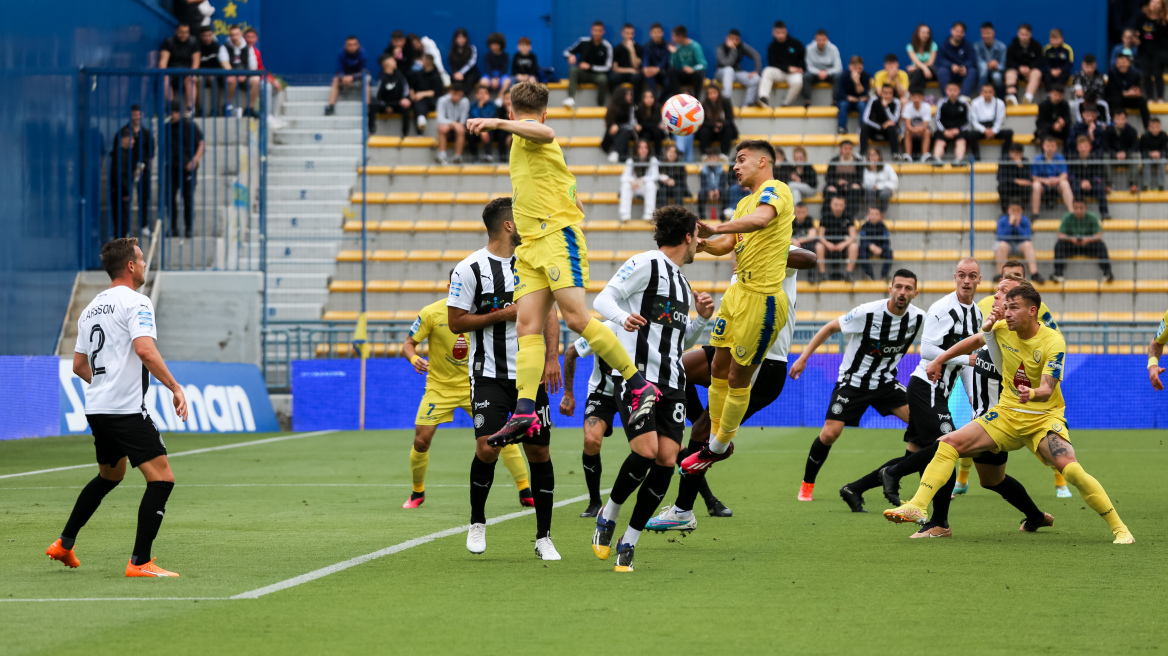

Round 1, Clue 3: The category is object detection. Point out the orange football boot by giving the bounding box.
[46,539,80,568]
[125,558,180,577]
[798,482,815,501]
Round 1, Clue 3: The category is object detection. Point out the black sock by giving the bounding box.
[985,475,1044,524]
[847,455,905,493]
[582,451,602,505]
[803,436,833,484]
[529,460,555,539]
[61,475,121,549]
[609,452,653,505]
[469,455,496,525]
[927,470,957,528]
[131,480,174,566]
[515,399,535,415]
[888,442,938,479]
[628,372,648,389]
[673,470,703,512]
[630,465,674,531]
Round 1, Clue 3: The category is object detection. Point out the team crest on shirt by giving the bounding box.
[549,266,560,281]
[831,403,844,415]
[735,345,747,358]
[1033,350,1042,364]
[474,414,485,428]
[1052,421,1064,433]
[585,403,596,415]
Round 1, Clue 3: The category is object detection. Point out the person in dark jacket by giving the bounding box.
[1106,53,1151,128]
[1066,104,1106,155]
[327,36,367,115]
[610,24,645,99]
[642,23,671,98]
[696,85,738,156]
[858,206,893,280]
[109,128,137,238]
[635,89,665,156]
[369,55,412,136]
[936,22,979,99]
[166,102,204,238]
[478,32,511,103]
[409,55,445,134]
[601,87,637,161]
[1041,28,1074,90]
[511,37,540,83]
[860,84,902,156]
[834,56,870,134]
[1004,23,1044,104]
[123,105,153,235]
[563,21,613,107]
[1141,117,1168,190]
[656,144,691,206]
[1131,1,1168,100]
[759,21,806,106]
[997,143,1032,211]
[784,145,819,202]
[1068,134,1110,219]
[932,81,972,163]
[825,140,864,216]
[1035,85,1071,142]
[1104,109,1141,193]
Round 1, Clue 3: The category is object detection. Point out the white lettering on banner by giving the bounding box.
[226,385,257,431]
[184,384,209,431]
[58,360,89,433]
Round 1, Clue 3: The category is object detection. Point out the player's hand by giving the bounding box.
[542,357,562,395]
[789,356,806,380]
[1151,366,1165,391]
[696,222,717,238]
[694,292,715,319]
[926,359,944,382]
[1018,384,1032,403]
[412,357,429,374]
[466,118,499,135]
[623,313,647,332]
[559,394,575,416]
[171,384,189,422]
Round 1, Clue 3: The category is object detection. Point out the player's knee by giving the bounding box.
[523,444,549,463]
[819,430,840,445]
[413,436,431,452]
[583,434,603,454]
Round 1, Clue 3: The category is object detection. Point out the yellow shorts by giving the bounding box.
[513,225,590,300]
[708,284,789,366]
[974,406,1071,454]
[415,386,472,426]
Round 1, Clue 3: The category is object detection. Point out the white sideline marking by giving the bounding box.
[0,597,226,603]
[0,431,337,480]
[0,484,587,491]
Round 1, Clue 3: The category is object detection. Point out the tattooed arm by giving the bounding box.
[559,343,579,416]
[1018,374,1058,404]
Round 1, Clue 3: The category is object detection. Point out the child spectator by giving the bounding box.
[642,24,671,98]
[1106,53,1151,129]
[448,28,481,88]
[873,54,909,102]
[968,82,1012,160]
[563,21,613,107]
[825,140,864,215]
[1072,54,1106,100]
[511,37,539,83]
[976,22,1007,96]
[835,56,870,135]
[1069,134,1111,219]
[326,35,367,116]
[906,24,938,91]
[611,24,645,98]
[759,21,806,107]
[468,85,502,162]
[1140,117,1168,190]
[860,84,902,157]
[932,81,972,164]
[1052,199,1113,283]
[635,89,665,157]
[715,29,762,107]
[369,55,412,137]
[435,83,469,164]
[997,143,1032,210]
[619,140,660,221]
[698,148,728,220]
[409,54,445,133]
[995,203,1042,281]
[790,202,818,249]
[936,21,978,100]
[1105,109,1141,180]
[1110,28,1140,70]
[1067,104,1106,155]
[697,85,738,156]
[601,87,637,162]
[862,148,898,211]
[859,206,894,280]
[784,145,819,203]
[901,89,933,162]
[1031,135,1075,219]
[815,196,859,282]
[1005,23,1044,104]
[1042,28,1074,90]
[656,145,691,206]
[668,25,707,95]
[479,33,511,103]
[1035,85,1071,142]
[804,29,843,107]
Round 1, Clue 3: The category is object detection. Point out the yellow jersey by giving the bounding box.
[990,320,1066,414]
[509,121,583,240]
[1155,308,1168,345]
[409,299,471,391]
[730,179,795,294]
[978,295,1058,332]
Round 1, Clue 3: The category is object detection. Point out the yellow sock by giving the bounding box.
[1053,469,1067,487]
[500,444,530,490]
[714,386,752,445]
[707,376,729,440]
[581,319,638,380]
[409,447,429,493]
[957,457,972,485]
[908,441,959,511]
[515,334,545,402]
[1062,462,1126,533]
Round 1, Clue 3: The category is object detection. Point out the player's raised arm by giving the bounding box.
[697,202,778,236]
[466,117,556,144]
[133,336,187,422]
[925,332,987,382]
[698,234,736,256]
[787,246,817,270]
[789,319,841,380]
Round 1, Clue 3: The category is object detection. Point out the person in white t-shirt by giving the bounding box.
[46,238,188,578]
[900,88,933,162]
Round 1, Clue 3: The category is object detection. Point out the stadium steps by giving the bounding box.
[57,271,114,355]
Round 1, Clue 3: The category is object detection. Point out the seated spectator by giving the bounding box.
[1041,28,1073,90]
[968,82,1012,160]
[1104,109,1141,192]
[642,23,671,97]
[1069,134,1111,219]
[449,28,481,91]
[860,84,902,157]
[825,140,864,216]
[1031,135,1075,219]
[404,34,449,87]
[409,54,445,133]
[1106,53,1151,129]
[862,148,898,212]
[468,85,502,162]
[243,27,285,122]
[563,21,613,108]
[873,54,910,102]
[784,145,819,203]
[1110,28,1140,70]
[901,88,933,162]
[906,24,938,90]
[159,23,201,114]
[932,81,972,164]
[716,29,762,107]
[619,140,660,221]
[1133,1,1167,101]
[435,83,469,164]
[668,25,707,96]
[384,30,407,62]
[859,206,894,280]
[803,29,843,107]
[601,87,637,162]
[976,22,1007,96]
[834,56,870,135]
[223,24,260,116]
[610,24,644,99]
[326,35,367,116]
[1035,85,1070,142]
[772,146,792,185]
[936,21,978,100]
[635,89,665,157]
[1071,54,1106,101]
[656,145,691,206]
[790,202,818,249]
[997,142,1032,210]
[995,204,1041,281]
[195,26,228,116]
[511,37,539,83]
[479,33,511,102]
[1052,199,1114,283]
[759,21,806,107]
[1066,103,1106,155]
[815,196,860,282]
[698,148,729,220]
[369,55,412,136]
[697,85,738,156]
[496,89,513,151]
[1070,93,1111,126]
[1005,23,1044,104]
[1141,117,1168,191]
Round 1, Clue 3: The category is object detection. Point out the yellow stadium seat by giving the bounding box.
[443,250,473,261]
[1136,311,1165,321]
[1098,311,1135,322]
[420,192,456,204]
[328,280,363,293]
[852,280,885,293]
[739,106,772,118]
[802,134,836,146]
[323,311,359,321]
[370,250,406,261]
[401,136,435,148]
[893,250,924,261]
[335,250,366,262]
[596,164,624,175]
[349,192,386,204]
[568,165,598,175]
[449,220,484,231]
[584,220,621,231]
[359,165,392,175]
[391,165,428,175]
[401,281,439,293]
[1006,105,1038,116]
[367,280,402,293]
[385,192,421,204]
[454,192,491,204]
[379,220,413,232]
[923,249,962,261]
[689,281,716,293]
[589,192,619,204]
[569,136,603,148]
[406,250,442,262]
[544,107,573,119]
[342,220,362,232]
[1137,249,1168,260]
[1137,280,1168,292]
[770,134,803,146]
[806,106,838,118]
[1061,311,1098,322]
[773,107,806,118]
[393,310,420,321]
[412,220,449,232]
[367,136,401,148]
[575,106,607,119]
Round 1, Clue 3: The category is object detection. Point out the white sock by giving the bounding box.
[620,527,641,548]
[708,438,730,455]
[1024,93,1034,102]
[601,500,622,523]
[672,505,693,519]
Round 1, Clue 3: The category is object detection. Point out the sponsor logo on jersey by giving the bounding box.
[1012,363,1031,390]
[473,400,490,409]
[452,335,469,361]
[940,422,954,434]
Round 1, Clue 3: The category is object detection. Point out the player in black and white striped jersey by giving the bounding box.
[788,270,925,501]
[558,320,621,518]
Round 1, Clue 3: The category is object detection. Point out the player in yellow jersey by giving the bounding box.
[402,297,533,509]
[884,283,1134,544]
[679,139,795,473]
[1146,307,1168,390]
[466,80,658,446]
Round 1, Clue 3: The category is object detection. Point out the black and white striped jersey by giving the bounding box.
[446,248,517,380]
[572,320,621,398]
[836,299,926,390]
[910,293,983,397]
[594,250,708,391]
[968,347,1001,417]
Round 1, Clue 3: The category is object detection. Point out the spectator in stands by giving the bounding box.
[1072,54,1106,100]
[602,87,637,163]
[815,196,859,282]
[479,33,511,103]
[109,127,136,238]
[1111,28,1140,70]
[1069,134,1111,219]
[410,55,445,133]
[243,27,285,125]
[1035,85,1071,142]
[511,37,539,83]
[435,83,469,164]
[369,55,412,137]
[1105,109,1141,191]
[1133,0,1168,101]
[224,25,259,116]
[1107,53,1151,129]
[860,84,902,157]
[636,89,665,157]
[873,54,910,102]
[901,88,932,162]
[1041,28,1073,91]
[167,101,203,238]
[976,22,1007,97]
[784,145,819,203]
[859,206,894,280]
[759,21,806,107]
[697,84,738,157]
[496,89,513,155]
[937,21,978,100]
[1067,104,1106,155]
[642,23,671,98]
[564,21,613,108]
[862,148,898,212]
[1005,23,1044,105]
[932,81,972,164]
[790,202,818,249]
[656,145,691,206]
[968,82,1012,160]
[668,25,707,96]
[998,142,1033,210]
[384,30,407,63]
[172,0,207,28]
[1141,117,1168,190]
[698,148,729,220]
[995,202,1042,281]
[405,34,450,87]
[326,36,367,116]
[1053,198,1114,283]
[159,23,201,114]
[610,24,644,99]
[716,29,762,107]
[804,29,842,108]
[195,26,228,116]
[123,106,153,236]
[619,140,660,221]
[906,24,938,91]
[835,56,870,135]
[448,28,481,90]
[468,85,501,162]
[1031,134,1075,219]
[825,140,864,215]
[772,146,795,197]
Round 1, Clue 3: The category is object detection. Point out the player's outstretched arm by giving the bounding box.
[925,332,987,382]
[697,203,777,236]
[559,344,578,416]
[403,337,429,374]
[698,234,736,256]
[1148,339,1166,391]
[787,247,817,270]
[789,319,841,380]
[466,117,556,144]
[133,336,188,422]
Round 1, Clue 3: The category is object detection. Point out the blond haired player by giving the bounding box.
[401,297,532,509]
[1146,307,1168,391]
[884,283,1134,544]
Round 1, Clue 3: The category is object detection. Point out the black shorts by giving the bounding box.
[902,377,958,448]
[87,413,167,469]
[616,381,686,445]
[693,345,788,424]
[825,381,908,427]
[471,377,552,446]
[933,129,968,142]
[583,387,618,438]
[972,449,1009,466]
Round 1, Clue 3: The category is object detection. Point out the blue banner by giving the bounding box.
[0,356,61,440]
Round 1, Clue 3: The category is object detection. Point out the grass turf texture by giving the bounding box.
[1,428,1164,655]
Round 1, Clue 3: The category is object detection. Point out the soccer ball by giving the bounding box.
[661,94,704,136]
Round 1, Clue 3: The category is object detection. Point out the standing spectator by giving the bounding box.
[932,81,972,164]
[1031,135,1075,219]
[997,143,1033,210]
[785,145,819,203]
[369,55,412,137]
[1005,23,1044,104]
[858,206,894,281]
[635,89,665,156]
[1104,109,1141,193]
[696,85,738,157]
[976,22,1008,97]
[715,29,762,107]
[223,24,259,116]
[468,85,501,162]
[790,202,818,249]
[511,37,539,83]
[759,21,806,107]
[610,24,644,99]
[409,55,445,133]
[815,196,860,281]
[906,24,938,90]
[435,83,469,164]
[1133,0,1168,101]
[123,105,153,237]
[862,148,898,211]
[1106,53,1151,129]
[602,87,637,162]
[1035,85,1071,142]
[697,148,728,220]
[619,140,660,221]
[642,23,671,98]
[448,29,481,89]
[834,56,870,135]
[1041,28,1074,91]
[195,26,228,116]
[172,0,206,28]
[901,88,933,162]
[1067,104,1106,155]
[668,25,707,95]
[873,54,910,102]
[1071,54,1106,100]
[1052,199,1114,283]
[563,21,613,108]
[994,202,1042,280]
[479,33,511,103]
[167,102,203,238]
[968,82,1012,160]
[860,84,902,157]
[825,140,864,215]
[803,29,842,107]
[1069,134,1111,219]
[1111,28,1140,70]
[326,36,367,116]
[936,21,978,100]
[656,145,691,206]
[1141,117,1168,190]
[159,23,201,114]
[109,128,136,239]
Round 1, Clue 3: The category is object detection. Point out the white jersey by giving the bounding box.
[572,320,621,398]
[73,285,158,415]
[911,292,983,396]
[447,248,517,380]
[837,298,925,390]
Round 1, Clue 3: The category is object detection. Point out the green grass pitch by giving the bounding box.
[1,428,1165,655]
